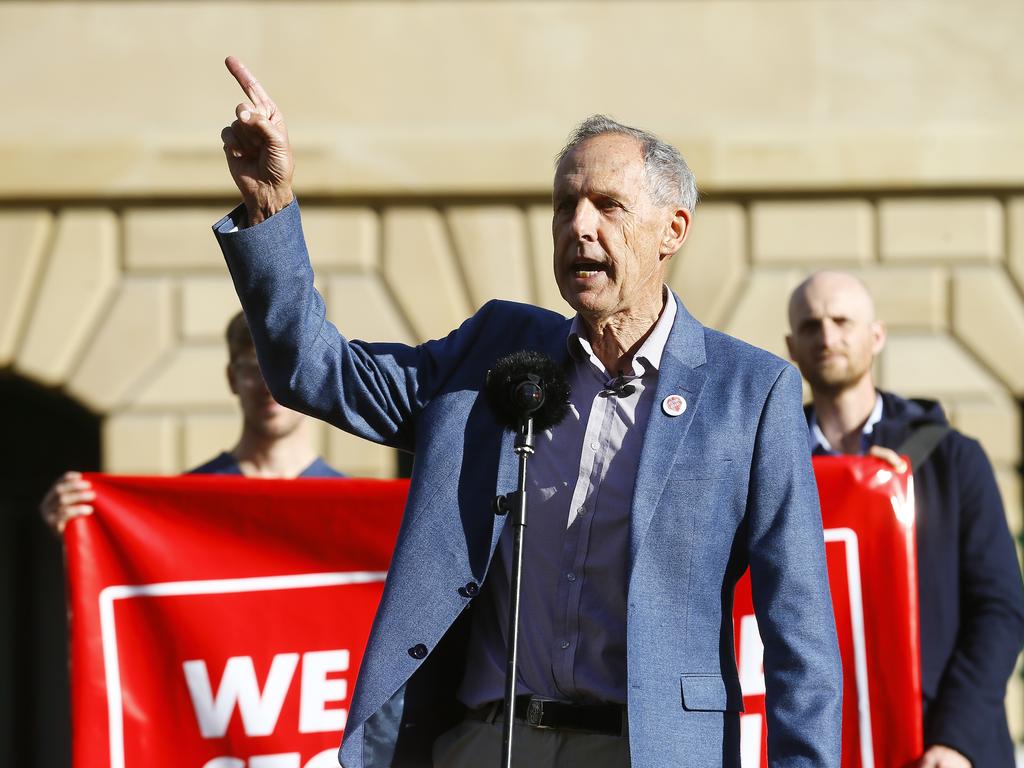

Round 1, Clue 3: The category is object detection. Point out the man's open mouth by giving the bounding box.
[572,260,608,278]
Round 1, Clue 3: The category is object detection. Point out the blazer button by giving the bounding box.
[464,581,480,597]
[408,643,428,660]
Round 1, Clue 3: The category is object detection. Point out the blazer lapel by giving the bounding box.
[630,295,708,563]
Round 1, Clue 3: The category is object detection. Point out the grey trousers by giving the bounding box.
[432,718,631,768]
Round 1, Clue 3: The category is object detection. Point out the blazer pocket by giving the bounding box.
[680,673,744,713]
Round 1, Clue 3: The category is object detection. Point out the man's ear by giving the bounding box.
[660,207,691,259]
[870,320,887,356]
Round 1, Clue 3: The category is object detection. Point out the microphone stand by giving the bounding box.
[498,415,535,768]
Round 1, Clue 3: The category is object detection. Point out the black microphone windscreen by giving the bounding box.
[485,350,571,431]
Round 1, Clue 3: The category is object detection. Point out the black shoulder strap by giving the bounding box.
[896,424,952,470]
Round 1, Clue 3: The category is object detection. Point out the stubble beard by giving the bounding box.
[803,357,871,398]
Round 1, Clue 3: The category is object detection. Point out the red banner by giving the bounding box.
[66,475,406,768]
[68,459,923,768]
[734,456,923,768]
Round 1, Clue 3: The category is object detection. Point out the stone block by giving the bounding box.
[382,208,471,342]
[669,203,747,327]
[1009,198,1024,293]
[879,334,1003,398]
[181,276,242,340]
[327,429,397,479]
[182,412,241,471]
[724,268,804,360]
[879,198,1003,262]
[0,210,51,366]
[447,206,532,307]
[102,412,179,475]
[16,209,119,386]
[326,274,415,345]
[850,266,947,331]
[66,278,176,412]
[302,206,379,271]
[952,267,1024,395]
[949,395,1021,466]
[133,344,234,408]
[124,207,231,271]
[526,204,571,316]
[751,200,873,264]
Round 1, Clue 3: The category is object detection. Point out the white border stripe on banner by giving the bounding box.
[824,527,874,768]
[99,571,387,768]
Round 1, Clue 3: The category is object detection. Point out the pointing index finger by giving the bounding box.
[225,55,272,112]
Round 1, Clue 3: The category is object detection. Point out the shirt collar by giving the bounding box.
[808,392,883,454]
[567,287,677,376]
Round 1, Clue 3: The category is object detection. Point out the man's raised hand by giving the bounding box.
[221,56,295,226]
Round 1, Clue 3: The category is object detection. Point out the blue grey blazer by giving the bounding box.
[214,202,842,768]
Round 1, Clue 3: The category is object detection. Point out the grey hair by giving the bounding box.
[556,114,699,212]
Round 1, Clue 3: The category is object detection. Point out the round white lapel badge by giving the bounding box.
[662,394,687,417]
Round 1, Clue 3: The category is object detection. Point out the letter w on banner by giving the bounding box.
[65,475,406,768]
[734,456,924,768]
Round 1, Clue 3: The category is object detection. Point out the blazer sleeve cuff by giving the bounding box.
[212,198,301,245]
[211,199,308,289]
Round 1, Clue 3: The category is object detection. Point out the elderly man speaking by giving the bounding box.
[212,57,842,768]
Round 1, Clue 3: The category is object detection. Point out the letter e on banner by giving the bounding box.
[299,650,349,733]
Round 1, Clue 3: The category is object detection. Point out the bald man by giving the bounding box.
[786,270,1024,768]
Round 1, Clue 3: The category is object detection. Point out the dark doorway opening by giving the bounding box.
[0,372,100,768]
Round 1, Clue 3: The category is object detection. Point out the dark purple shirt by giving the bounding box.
[457,294,675,707]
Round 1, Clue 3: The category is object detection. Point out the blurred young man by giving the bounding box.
[40,311,341,533]
[787,270,1024,768]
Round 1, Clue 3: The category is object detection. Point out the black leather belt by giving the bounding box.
[467,695,626,736]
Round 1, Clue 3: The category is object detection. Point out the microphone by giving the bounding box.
[485,350,571,431]
[485,352,570,762]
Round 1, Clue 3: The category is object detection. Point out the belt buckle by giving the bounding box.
[526,697,552,729]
